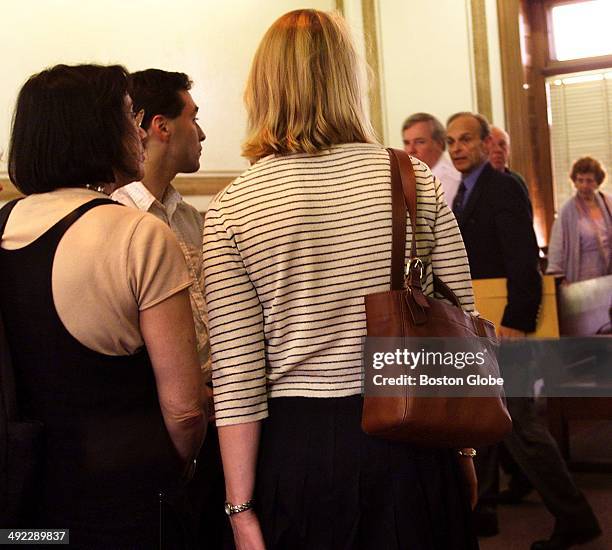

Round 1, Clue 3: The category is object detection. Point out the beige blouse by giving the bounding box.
[2,187,192,355]
[112,182,210,377]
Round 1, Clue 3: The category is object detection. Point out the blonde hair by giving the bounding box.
[242,9,377,161]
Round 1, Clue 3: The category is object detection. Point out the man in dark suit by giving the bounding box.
[446,112,600,550]
[447,112,540,335]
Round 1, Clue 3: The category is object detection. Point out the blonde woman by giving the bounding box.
[204,10,478,549]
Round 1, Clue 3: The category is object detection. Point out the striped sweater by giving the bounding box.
[203,143,474,426]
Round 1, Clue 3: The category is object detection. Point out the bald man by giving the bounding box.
[449,115,601,549]
[488,126,532,217]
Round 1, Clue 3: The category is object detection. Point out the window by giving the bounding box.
[549,1,612,61]
[546,70,612,209]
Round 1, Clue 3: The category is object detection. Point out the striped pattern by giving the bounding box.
[203,143,474,426]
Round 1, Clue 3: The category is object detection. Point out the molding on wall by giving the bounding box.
[173,175,236,196]
[361,0,385,143]
[1,180,24,201]
[0,175,235,201]
[497,0,527,162]
[335,0,344,14]
[471,0,493,121]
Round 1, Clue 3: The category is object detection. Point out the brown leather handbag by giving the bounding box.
[361,149,512,447]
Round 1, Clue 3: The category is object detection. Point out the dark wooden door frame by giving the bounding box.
[497,0,612,244]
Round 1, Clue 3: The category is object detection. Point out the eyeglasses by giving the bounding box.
[132,109,145,129]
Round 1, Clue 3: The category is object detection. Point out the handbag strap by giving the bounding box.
[388,149,408,291]
[386,149,462,307]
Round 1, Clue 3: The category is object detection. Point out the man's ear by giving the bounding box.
[149,114,171,142]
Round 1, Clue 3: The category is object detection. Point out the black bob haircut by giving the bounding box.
[129,69,192,131]
[9,64,139,195]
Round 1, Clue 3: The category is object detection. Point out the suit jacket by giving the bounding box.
[505,168,533,220]
[456,162,541,332]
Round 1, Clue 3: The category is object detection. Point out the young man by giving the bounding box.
[111,69,226,548]
[112,69,208,374]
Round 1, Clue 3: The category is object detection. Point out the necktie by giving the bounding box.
[452,181,467,220]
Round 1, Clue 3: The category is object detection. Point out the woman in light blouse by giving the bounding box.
[547,156,612,282]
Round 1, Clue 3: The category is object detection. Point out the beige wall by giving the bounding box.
[1,0,504,208]
[378,0,504,148]
[0,0,334,179]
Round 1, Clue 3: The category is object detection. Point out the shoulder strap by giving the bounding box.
[0,197,115,424]
[387,148,422,294]
[387,149,408,291]
[0,199,24,494]
[0,198,24,424]
[51,198,116,238]
[386,148,462,307]
[0,199,23,238]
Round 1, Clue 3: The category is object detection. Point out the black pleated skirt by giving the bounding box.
[255,396,479,550]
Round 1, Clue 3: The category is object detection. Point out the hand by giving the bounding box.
[229,510,266,550]
[497,325,526,340]
[458,455,478,510]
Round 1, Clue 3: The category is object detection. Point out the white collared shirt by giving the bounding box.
[431,154,461,206]
[112,181,211,378]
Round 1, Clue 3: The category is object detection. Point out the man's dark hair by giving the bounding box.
[446,111,491,140]
[129,69,192,130]
[9,64,136,195]
[401,112,447,150]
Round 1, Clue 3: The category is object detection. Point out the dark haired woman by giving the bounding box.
[547,156,612,282]
[0,64,206,548]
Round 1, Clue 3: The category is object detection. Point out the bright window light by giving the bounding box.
[551,1,612,61]
[561,74,603,84]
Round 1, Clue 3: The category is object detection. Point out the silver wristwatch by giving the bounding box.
[224,499,254,516]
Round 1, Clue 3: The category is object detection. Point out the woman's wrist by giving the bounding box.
[228,507,258,526]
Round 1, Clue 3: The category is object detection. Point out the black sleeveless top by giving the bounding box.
[0,199,182,549]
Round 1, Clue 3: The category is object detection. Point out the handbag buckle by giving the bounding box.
[406,257,424,280]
